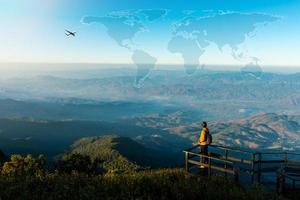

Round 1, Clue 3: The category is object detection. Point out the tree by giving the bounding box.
[56,153,99,174]
[1,154,46,176]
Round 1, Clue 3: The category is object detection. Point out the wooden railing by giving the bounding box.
[277,164,300,193]
[183,145,300,189]
[184,146,240,182]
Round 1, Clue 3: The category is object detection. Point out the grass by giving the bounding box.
[0,168,283,200]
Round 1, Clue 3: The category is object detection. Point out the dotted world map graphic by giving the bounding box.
[82,9,279,87]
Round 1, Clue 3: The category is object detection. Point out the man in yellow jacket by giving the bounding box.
[198,121,209,166]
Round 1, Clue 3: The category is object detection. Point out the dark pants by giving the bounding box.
[200,145,208,164]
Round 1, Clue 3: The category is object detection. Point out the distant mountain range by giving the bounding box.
[140,113,300,151]
[0,98,176,121]
[1,69,300,165]
[211,113,300,151]
[2,71,300,104]
[0,112,299,166]
[1,70,300,121]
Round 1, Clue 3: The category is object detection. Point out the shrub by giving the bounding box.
[1,154,46,176]
[0,168,284,200]
[56,153,99,174]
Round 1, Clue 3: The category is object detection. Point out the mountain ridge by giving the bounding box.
[60,135,180,172]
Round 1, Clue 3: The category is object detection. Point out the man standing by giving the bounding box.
[198,121,210,167]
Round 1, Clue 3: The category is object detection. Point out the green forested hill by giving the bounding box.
[0,118,190,163]
[60,135,180,173]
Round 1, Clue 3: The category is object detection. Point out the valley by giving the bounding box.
[0,69,300,167]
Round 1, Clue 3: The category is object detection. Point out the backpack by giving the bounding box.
[198,129,212,145]
[207,132,212,145]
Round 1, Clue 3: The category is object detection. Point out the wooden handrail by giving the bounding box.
[277,165,300,193]
[220,155,252,165]
[184,151,235,164]
[288,161,300,165]
[186,144,300,157]
[254,160,286,164]
[260,151,300,156]
[209,144,255,154]
[185,144,254,154]
[184,145,200,152]
[184,144,300,189]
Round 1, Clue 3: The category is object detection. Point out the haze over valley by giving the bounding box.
[0,66,300,165]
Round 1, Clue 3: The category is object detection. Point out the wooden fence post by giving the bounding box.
[208,156,211,176]
[225,148,228,177]
[258,153,262,183]
[276,171,281,193]
[185,152,189,172]
[276,170,285,194]
[234,166,239,184]
[292,179,296,189]
[251,153,256,184]
[284,152,288,167]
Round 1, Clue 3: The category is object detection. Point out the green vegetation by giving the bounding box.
[59,135,141,173]
[0,135,298,199]
[56,153,98,174]
[58,135,182,174]
[2,154,46,176]
[0,167,282,200]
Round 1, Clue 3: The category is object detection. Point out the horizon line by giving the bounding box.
[0,62,300,68]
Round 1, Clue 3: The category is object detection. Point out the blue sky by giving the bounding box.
[0,0,300,69]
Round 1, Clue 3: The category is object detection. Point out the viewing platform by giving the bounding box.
[183,145,300,193]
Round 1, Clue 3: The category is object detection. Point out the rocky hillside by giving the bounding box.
[132,113,300,151]
[211,113,300,150]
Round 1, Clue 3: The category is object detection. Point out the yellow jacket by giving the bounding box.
[198,127,209,146]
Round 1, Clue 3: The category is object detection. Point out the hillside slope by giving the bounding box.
[0,118,190,161]
[133,113,300,151]
[61,135,180,172]
[212,113,300,150]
